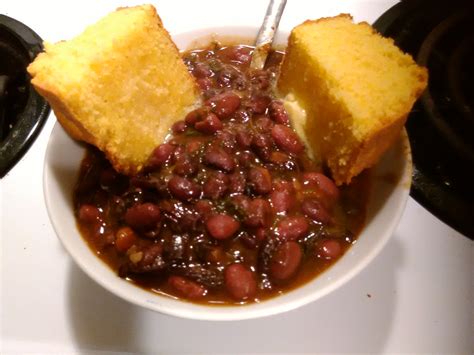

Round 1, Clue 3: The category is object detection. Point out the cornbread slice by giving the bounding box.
[278,14,428,185]
[28,5,200,175]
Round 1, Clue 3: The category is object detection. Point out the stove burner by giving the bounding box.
[374,0,474,239]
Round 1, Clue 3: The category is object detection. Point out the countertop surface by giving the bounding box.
[1,1,473,353]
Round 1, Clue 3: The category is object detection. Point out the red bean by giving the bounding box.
[203,172,229,199]
[248,95,271,114]
[185,107,208,125]
[243,198,272,228]
[241,227,267,249]
[206,214,240,240]
[115,226,137,252]
[194,200,213,219]
[317,239,342,259]
[237,150,257,167]
[254,116,274,132]
[302,172,340,201]
[171,145,185,165]
[224,264,257,300]
[149,143,175,167]
[216,130,237,153]
[168,175,201,201]
[275,216,309,241]
[270,182,295,213]
[205,91,241,119]
[231,194,251,212]
[229,172,246,194]
[251,133,273,160]
[194,112,223,134]
[78,205,100,224]
[270,241,302,281]
[173,154,198,176]
[168,276,207,299]
[171,120,187,134]
[197,77,213,91]
[186,139,204,154]
[219,46,252,64]
[269,100,290,125]
[302,198,333,224]
[271,124,304,154]
[236,130,252,148]
[125,203,161,230]
[248,167,272,195]
[203,146,235,172]
[193,62,212,78]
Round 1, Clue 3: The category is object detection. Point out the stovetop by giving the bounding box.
[373,0,474,239]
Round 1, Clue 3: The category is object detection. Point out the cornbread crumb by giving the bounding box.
[28,5,200,175]
[278,14,427,184]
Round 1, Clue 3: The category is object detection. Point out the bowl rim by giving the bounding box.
[43,25,413,321]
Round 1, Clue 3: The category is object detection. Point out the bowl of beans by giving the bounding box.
[43,26,412,320]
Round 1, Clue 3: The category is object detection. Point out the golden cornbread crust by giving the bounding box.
[28,5,200,175]
[278,14,428,185]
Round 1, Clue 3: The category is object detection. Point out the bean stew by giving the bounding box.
[74,44,370,305]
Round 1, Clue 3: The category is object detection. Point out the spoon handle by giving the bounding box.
[251,0,287,70]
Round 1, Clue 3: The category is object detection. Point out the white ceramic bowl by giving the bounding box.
[43,26,412,321]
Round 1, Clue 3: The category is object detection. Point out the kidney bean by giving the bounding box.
[203,146,235,172]
[206,214,240,240]
[236,130,252,148]
[251,133,273,160]
[229,172,246,194]
[248,95,271,114]
[203,172,229,199]
[275,216,309,241]
[271,124,304,154]
[173,154,198,176]
[270,241,302,281]
[185,107,209,125]
[78,204,100,224]
[270,182,295,213]
[115,226,137,252]
[317,239,342,259]
[302,198,333,224]
[302,172,340,202]
[218,46,252,64]
[216,130,237,153]
[231,194,251,213]
[224,263,257,300]
[268,151,290,165]
[170,145,185,165]
[254,116,274,133]
[243,198,272,228]
[125,203,161,230]
[269,100,290,125]
[194,200,214,219]
[205,91,241,119]
[237,150,257,167]
[168,276,207,299]
[194,112,223,134]
[171,120,187,134]
[168,175,201,201]
[197,77,213,91]
[193,62,212,78]
[241,227,267,249]
[248,167,272,195]
[148,143,175,167]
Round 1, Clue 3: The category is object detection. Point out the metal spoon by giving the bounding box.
[250,0,287,70]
